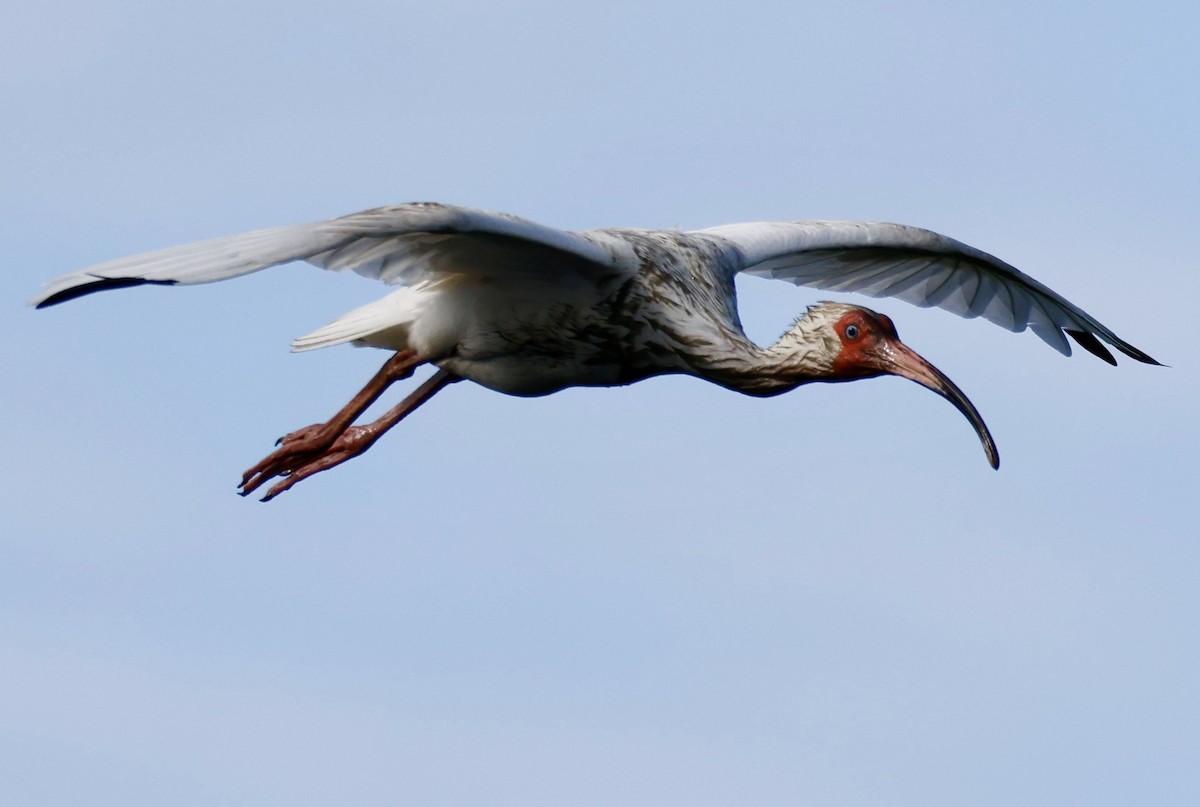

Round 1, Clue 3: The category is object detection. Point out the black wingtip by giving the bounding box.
[1065,329,1117,365]
[34,277,177,308]
[1065,329,1162,367]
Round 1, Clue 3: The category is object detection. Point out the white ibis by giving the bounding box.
[32,203,1158,501]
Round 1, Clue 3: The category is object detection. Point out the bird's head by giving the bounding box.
[791,302,1000,469]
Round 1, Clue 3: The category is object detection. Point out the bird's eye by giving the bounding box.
[845,324,860,339]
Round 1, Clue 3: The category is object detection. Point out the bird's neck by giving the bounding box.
[695,325,833,396]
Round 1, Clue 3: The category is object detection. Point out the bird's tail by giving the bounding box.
[291,284,431,353]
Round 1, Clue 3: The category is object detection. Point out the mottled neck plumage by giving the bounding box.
[691,313,838,396]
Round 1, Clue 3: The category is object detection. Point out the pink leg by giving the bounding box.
[239,350,423,497]
[254,369,461,502]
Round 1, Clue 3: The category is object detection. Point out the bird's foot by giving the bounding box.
[249,424,382,502]
[239,421,346,499]
[237,350,433,501]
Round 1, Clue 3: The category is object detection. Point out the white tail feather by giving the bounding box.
[291,285,431,352]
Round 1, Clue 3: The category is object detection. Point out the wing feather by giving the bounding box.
[920,263,958,304]
[31,203,622,308]
[702,220,1158,365]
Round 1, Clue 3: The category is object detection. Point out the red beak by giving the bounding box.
[873,340,1000,470]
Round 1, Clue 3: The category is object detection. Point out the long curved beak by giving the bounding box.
[875,340,1000,470]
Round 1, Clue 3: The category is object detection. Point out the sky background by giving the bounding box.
[3,1,1198,804]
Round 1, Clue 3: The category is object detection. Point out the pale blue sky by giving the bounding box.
[3,1,1198,805]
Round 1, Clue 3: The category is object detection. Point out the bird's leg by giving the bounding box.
[255,369,461,502]
[239,349,423,497]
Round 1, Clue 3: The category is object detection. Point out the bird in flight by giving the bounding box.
[32,202,1158,501]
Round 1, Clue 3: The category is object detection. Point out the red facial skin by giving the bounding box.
[829,309,1000,469]
[831,310,900,379]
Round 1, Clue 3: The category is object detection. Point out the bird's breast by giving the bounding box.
[437,352,647,396]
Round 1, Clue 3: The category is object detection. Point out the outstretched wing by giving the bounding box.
[702,220,1157,365]
[31,203,623,308]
